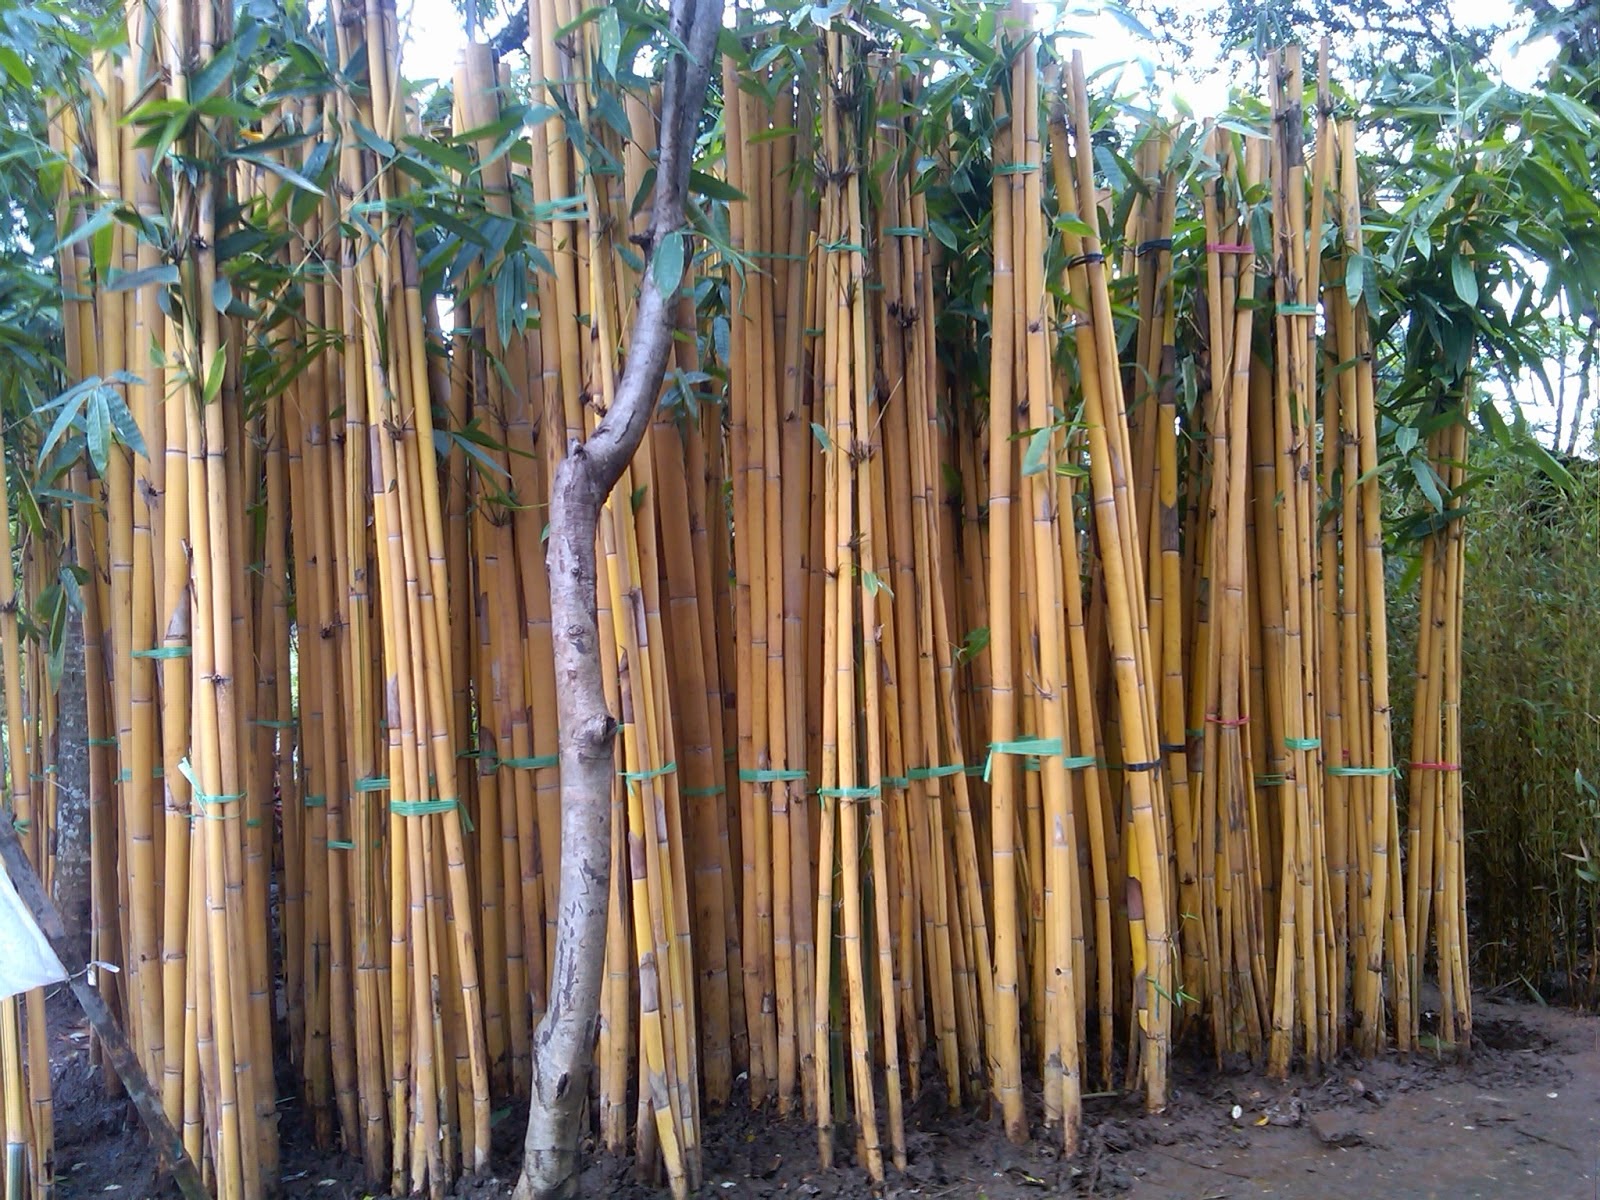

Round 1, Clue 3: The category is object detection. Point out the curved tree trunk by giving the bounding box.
[512,0,723,1194]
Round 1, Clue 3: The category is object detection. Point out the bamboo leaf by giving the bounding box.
[1346,253,1366,307]
[234,151,325,196]
[598,6,621,74]
[202,348,227,405]
[103,387,149,459]
[689,169,745,203]
[651,229,686,299]
[1450,254,1478,307]
[1021,426,1050,476]
[106,263,179,293]
[85,387,110,475]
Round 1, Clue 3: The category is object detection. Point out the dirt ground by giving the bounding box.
[47,993,1599,1199]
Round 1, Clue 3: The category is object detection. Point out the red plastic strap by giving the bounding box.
[1409,761,1462,771]
[1206,713,1250,727]
[1206,242,1254,254]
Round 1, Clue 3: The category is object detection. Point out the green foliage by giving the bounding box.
[1393,449,1600,1003]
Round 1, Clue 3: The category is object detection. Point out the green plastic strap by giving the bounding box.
[621,761,677,784]
[302,793,327,808]
[88,737,118,747]
[131,645,191,659]
[12,817,29,834]
[993,161,1040,175]
[883,776,911,789]
[1284,737,1321,750]
[1061,755,1099,770]
[353,776,389,792]
[1278,303,1318,315]
[251,719,297,729]
[1185,728,1203,739]
[500,754,559,770]
[816,785,880,800]
[984,736,1063,782]
[245,818,263,828]
[724,748,737,762]
[682,785,726,797]
[964,765,986,777]
[390,797,460,816]
[884,226,927,237]
[739,768,809,784]
[907,764,964,781]
[1255,773,1287,787]
[177,758,245,810]
[327,840,356,850]
[1326,765,1400,777]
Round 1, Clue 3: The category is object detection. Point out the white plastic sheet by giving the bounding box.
[0,864,66,1001]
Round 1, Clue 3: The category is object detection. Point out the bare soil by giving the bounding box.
[47,994,1599,1199]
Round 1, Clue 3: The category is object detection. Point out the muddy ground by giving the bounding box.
[48,993,1598,1199]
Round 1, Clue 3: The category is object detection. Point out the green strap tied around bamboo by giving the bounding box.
[907,764,964,781]
[177,758,245,814]
[984,738,1097,781]
[353,776,389,793]
[983,736,1063,782]
[883,776,911,789]
[130,645,190,659]
[1277,303,1319,315]
[302,794,327,808]
[390,796,461,816]
[964,764,986,777]
[884,226,927,237]
[1326,765,1401,777]
[621,761,677,785]
[1284,737,1322,750]
[681,785,726,797]
[251,718,296,730]
[12,817,29,834]
[816,785,880,802]
[327,840,356,851]
[739,767,809,784]
[117,766,166,782]
[1255,773,1287,787]
[245,818,263,828]
[88,737,117,747]
[388,796,473,834]
[499,754,559,770]
[993,161,1040,175]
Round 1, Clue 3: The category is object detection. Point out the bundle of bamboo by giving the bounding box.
[1,8,1481,1200]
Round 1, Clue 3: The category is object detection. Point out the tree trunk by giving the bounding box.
[512,0,723,1196]
[54,613,92,965]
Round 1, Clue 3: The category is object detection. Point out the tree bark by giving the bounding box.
[54,610,92,965]
[512,0,723,1196]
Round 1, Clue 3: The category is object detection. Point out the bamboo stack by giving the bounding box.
[8,11,1481,1200]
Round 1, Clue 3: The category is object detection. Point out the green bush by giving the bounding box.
[1431,451,1600,1003]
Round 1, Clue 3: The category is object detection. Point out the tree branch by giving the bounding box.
[573,0,723,489]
